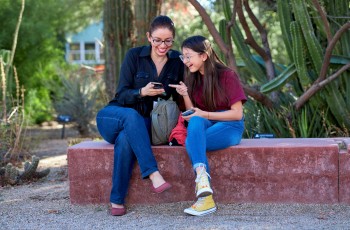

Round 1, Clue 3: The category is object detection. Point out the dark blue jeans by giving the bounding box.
[185,116,244,174]
[96,105,158,204]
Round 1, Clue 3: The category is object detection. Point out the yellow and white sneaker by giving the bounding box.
[184,195,217,216]
[195,167,213,197]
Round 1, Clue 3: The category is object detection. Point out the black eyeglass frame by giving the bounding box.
[150,36,174,47]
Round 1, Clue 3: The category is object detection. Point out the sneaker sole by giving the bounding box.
[184,207,217,216]
[196,188,213,198]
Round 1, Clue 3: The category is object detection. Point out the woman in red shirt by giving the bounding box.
[170,35,247,216]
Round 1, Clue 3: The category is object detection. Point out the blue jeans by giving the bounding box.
[185,116,244,173]
[96,105,158,204]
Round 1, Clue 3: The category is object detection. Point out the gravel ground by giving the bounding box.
[2,180,350,230]
[1,126,350,229]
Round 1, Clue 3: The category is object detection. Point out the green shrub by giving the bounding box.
[53,68,105,137]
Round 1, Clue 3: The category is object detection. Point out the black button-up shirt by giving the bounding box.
[108,45,184,117]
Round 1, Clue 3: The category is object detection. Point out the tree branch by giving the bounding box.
[236,0,267,59]
[310,0,332,43]
[225,0,238,71]
[318,22,350,83]
[294,22,350,109]
[295,63,350,109]
[188,0,236,71]
[243,0,276,81]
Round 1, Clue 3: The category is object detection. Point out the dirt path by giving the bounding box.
[1,126,350,229]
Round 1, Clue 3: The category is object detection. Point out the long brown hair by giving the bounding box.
[181,35,229,111]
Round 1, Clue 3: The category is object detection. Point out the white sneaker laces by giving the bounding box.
[195,164,211,184]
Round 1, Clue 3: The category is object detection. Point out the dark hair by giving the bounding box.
[181,35,229,111]
[149,15,176,38]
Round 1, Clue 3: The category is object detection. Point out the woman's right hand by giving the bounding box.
[168,81,188,96]
[140,82,165,97]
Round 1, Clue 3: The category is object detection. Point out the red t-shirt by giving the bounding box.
[192,69,247,111]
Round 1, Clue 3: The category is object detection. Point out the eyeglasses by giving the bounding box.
[151,36,174,46]
[179,54,199,62]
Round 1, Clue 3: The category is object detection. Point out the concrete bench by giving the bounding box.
[67,138,350,205]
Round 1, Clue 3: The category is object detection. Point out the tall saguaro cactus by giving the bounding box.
[103,0,162,100]
[134,1,162,46]
[103,0,133,100]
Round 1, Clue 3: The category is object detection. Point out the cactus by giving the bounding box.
[324,0,350,104]
[193,0,350,134]
[325,84,350,128]
[290,21,311,88]
[134,1,161,46]
[306,0,328,40]
[103,0,134,99]
[291,0,323,75]
[222,0,231,20]
[321,0,350,128]
[21,155,40,180]
[0,155,50,185]
[277,0,293,61]
[4,163,19,185]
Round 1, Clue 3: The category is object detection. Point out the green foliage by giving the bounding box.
[53,68,104,137]
[260,64,297,93]
[164,1,217,51]
[25,89,53,124]
[214,0,350,135]
[275,0,350,130]
[244,99,340,138]
[219,18,267,84]
[0,0,104,124]
[0,0,28,166]
[244,100,291,138]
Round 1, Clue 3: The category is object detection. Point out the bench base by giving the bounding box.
[67,138,350,205]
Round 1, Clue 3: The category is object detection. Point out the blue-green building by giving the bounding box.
[65,21,104,65]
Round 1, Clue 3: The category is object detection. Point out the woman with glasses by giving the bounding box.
[170,35,247,216]
[96,15,184,216]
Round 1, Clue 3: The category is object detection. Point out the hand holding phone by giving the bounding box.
[182,109,195,116]
[151,82,164,89]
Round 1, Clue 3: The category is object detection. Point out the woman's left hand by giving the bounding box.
[181,107,208,121]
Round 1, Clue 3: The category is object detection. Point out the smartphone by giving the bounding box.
[182,109,195,116]
[151,82,164,89]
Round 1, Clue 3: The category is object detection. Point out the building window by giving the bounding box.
[66,41,104,64]
[99,43,104,62]
[84,43,96,61]
[69,43,81,61]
